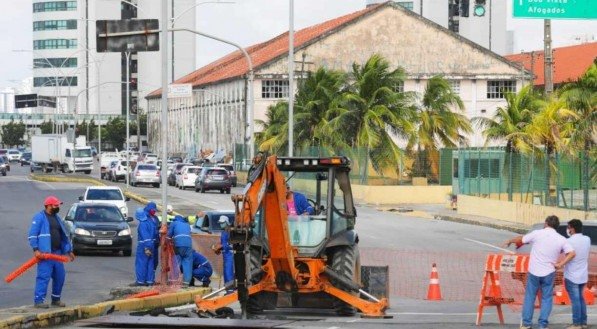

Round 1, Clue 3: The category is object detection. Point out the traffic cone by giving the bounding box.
[584,286,595,305]
[554,285,570,305]
[426,263,442,300]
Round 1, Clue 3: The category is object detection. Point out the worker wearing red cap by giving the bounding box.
[28,196,75,308]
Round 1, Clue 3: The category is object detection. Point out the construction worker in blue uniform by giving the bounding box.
[144,202,160,271]
[189,250,212,287]
[133,207,156,286]
[28,196,75,308]
[213,216,234,293]
[167,215,193,286]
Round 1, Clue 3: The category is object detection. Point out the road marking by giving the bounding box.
[387,312,477,315]
[30,179,56,190]
[464,238,514,254]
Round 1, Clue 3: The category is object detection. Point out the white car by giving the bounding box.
[176,166,201,190]
[100,152,123,179]
[143,153,159,164]
[109,160,131,182]
[6,149,22,162]
[79,186,130,218]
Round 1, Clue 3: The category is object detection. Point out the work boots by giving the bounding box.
[51,300,66,307]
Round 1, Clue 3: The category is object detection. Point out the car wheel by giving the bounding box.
[200,186,205,193]
[2,171,6,176]
[101,173,105,179]
[179,185,182,190]
[123,249,132,257]
[226,189,231,194]
[84,170,91,174]
[220,189,224,194]
[154,183,160,188]
[195,186,199,192]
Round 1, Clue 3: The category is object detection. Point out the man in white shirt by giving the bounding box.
[563,219,591,329]
[505,215,576,329]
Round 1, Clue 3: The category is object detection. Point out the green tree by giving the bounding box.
[474,84,542,152]
[407,75,472,177]
[103,117,127,150]
[559,63,597,211]
[328,54,413,175]
[39,120,54,134]
[0,119,26,147]
[256,102,288,154]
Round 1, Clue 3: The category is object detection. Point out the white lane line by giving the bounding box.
[464,238,514,254]
[387,312,477,315]
[30,179,56,190]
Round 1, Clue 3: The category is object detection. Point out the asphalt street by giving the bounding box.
[0,164,144,308]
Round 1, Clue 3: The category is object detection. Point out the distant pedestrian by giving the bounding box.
[563,219,591,329]
[167,215,193,286]
[144,202,160,270]
[504,215,576,329]
[189,250,212,287]
[28,196,76,308]
[212,216,234,293]
[133,207,156,286]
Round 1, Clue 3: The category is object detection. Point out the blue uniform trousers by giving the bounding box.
[175,247,193,284]
[34,251,65,304]
[192,264,213,284]
[135,246,155,285]
[222,252,234,284]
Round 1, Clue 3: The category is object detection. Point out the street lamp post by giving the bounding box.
[288,0,294,157]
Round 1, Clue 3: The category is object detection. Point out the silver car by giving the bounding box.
[129,164,161,188]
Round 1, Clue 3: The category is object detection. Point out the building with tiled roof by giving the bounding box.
[146,2,528,157]
[505,42,597,87]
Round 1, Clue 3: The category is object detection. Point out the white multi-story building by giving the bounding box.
[32,0,195,117]
[366,0,513,55]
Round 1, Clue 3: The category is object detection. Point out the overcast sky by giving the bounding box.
[2,0,596,90]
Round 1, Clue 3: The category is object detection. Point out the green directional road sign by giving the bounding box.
[513,0,597,19]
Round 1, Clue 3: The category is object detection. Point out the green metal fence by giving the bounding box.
[441,147,596,211]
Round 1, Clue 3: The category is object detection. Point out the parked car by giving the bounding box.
[109,160,131,182]
[168,163,192,186]
[64,203,133,256]
[195,167,231,193]
[169,156,183,163]
[139,153,158,164]
[217,164,237,187]
[130,164,161,188]
[192,210,235,234]
[20,152,32,166]
[176,166,201,190]
[6,149,22,162]
[0,149,7,157]
[0,157,7,176]
[78,186,130,217]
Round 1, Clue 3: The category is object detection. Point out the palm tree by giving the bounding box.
[474,84,542,152]
[408,75,472,179]
[327,54,413,177]
[560,63,597,211]
[294,67,345,150]
[255,101,288,154]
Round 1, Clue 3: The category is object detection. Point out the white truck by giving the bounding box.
[31,134,94,174]
[99,152,123,179]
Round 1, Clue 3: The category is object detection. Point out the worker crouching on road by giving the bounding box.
[212,216,234,294]
[189,250,213,287]
[133,207,156,286]
[28,196,76,308]
[167,215,193,286]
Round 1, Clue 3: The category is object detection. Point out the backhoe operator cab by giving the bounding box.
[195,155,388,318]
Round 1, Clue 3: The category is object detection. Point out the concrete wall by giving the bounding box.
[458,195,597,226]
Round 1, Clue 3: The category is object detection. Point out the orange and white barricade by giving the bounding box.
[476,254,529,326]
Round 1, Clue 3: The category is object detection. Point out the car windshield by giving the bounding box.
[138,165,157,170]
[219,165,233,171]
[120,161,128,166]
[9,150,19,154]
[86,189,123,201]
[73,149,92,157]
[23,153,31,158]
[0,150,7,154]
[75,205,124,222]
[187,167,200,174]
[208,169,227,175]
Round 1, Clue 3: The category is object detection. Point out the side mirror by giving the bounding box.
[199,226,211,234]
[125,197,131,202]
[126,217,134,222]
[64,217,73,222]
[78,196,84,201]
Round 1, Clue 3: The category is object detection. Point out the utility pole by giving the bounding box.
[543,19,554,95]
[288,0,294,157]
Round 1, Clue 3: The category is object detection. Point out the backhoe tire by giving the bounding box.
[330,245,360,316]
[247,247,277,314]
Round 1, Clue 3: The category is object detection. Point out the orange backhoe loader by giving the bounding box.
[195,155,389,318]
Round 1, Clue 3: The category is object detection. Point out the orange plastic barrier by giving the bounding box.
[4,253,70,283]
[126,289,160,299]
[554,284,595,306]
[476,254,529,326]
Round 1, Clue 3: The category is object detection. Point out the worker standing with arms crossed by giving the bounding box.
[28,196,75,308]
[563,219,591,329]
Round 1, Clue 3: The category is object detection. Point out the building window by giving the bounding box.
[261,80,289,99]
[33,1,77,12]
[33,58,78,69]
[393,81,404,93]
[33,76,78,87]
[449,80,460,94]
[397,1,414,10]
[33,20,77,31]
[33,39,77,50]
[463,159,500,178]
[487,80,516,99]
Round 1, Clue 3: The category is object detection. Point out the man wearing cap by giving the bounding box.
[212,216,234,293]
[28,196,75,308]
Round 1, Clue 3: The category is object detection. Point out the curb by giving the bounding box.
[0,288,209,329]
[433,214,528,234]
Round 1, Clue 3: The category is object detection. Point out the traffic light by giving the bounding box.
[473,0,486,16]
